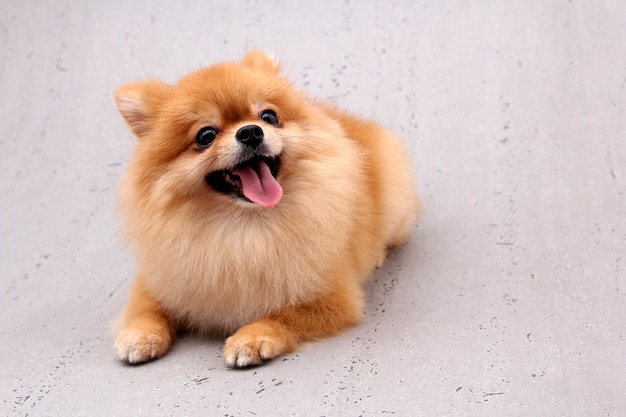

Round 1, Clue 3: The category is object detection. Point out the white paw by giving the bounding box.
[223,333,285,368]
[114,328,171,364]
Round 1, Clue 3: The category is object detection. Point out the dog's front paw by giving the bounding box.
[114,327,172,364]
[223,322,294,368]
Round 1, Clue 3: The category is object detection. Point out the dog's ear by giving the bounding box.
[241,50,282,75]
[115,79,173,138]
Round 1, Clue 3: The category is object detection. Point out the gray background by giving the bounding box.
[1,1,625,416]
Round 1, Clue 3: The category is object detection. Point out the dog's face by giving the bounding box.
[115,51,326,210]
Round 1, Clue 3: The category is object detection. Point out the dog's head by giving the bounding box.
[116,51,333,210]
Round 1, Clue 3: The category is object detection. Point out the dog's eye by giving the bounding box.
[195,126,218,148]
[259,109,279,127]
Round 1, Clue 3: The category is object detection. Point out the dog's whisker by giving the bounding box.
[183,144,231,181]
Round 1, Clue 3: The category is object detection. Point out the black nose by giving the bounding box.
[235,125,264,148]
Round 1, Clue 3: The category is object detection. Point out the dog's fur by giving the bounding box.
[113,51,418,367]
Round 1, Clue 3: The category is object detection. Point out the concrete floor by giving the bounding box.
[1,1,625,416]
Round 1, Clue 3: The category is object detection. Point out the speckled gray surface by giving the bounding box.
[1,1,625,416]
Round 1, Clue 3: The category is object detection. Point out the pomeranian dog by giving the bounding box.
[113,51,418,368]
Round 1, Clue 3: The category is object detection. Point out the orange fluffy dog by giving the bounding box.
[113,51,418,367]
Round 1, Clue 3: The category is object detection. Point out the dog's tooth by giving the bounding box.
[223,172,237,187]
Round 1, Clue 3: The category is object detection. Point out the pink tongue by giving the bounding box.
[232,160,283,208]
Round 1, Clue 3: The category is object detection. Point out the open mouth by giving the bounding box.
[205,155,283,208]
